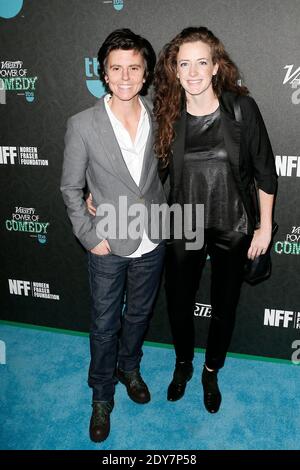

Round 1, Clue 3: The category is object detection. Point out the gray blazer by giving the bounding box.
[60,96,166,256]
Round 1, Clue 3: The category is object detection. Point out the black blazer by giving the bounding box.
[160,91,278,234]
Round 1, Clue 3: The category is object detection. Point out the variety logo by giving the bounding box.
[0,340,6,365]
[85,57,106,98]
[8,279,60,300]
[264,308,300,329]
[274,226,300,256]
[283,65,300,105]
[0,146,48,166]
[5,207,50,244]
[275,155,300,177]
[103,0,124,11]
[0,0,23,19]
[194,303,212,318]
[0,60,38,104]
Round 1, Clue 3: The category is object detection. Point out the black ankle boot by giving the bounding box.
[116,368,150,404]
[89,400,114,442]
[201,365,222,413]
[167,360,193,401]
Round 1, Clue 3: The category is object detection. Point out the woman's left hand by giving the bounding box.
[247,226,272,260]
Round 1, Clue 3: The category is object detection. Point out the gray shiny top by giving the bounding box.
[180,107,248,233]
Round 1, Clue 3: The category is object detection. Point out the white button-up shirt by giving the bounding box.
[104,94,158,257]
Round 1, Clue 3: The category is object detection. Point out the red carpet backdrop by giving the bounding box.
[1,0,299,361]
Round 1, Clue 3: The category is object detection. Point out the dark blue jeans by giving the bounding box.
[87,242,165,402]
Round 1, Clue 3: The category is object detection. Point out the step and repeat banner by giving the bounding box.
[1,0,299,361]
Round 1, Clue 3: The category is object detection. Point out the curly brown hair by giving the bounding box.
[153,26,249,165]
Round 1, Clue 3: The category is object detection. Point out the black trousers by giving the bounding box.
[165,229,251,370]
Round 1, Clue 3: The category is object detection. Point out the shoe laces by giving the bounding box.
[127,370,145,388]
[92,402,112,425]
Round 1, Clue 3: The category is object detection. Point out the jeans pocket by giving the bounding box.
[89,251,112,258]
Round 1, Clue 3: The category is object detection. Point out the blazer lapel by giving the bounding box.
[93,98,141,195]
[138,97,154,192]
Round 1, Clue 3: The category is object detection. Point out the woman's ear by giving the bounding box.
[213,63,219,76]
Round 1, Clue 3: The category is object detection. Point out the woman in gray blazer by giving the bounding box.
[61,29,166,443]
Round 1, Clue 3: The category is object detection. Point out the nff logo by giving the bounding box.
[0,146,48,166]
[275,155,300,177]
[0,146,17,164]
[8,279,60,300]
[264,309,300,329]
[9,279,31,296]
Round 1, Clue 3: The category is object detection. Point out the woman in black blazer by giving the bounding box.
[154,26,277,413]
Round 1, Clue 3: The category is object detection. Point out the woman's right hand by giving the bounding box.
[90,239,111,256]
[86,193,97,216]
[87,194,111,255]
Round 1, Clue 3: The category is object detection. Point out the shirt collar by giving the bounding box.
[104,94,147,126]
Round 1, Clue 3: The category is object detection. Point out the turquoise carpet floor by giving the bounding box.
[0,323,299,450]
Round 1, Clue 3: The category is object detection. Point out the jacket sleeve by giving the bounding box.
[60,117,101,250]
[247,97,278,194]
[158,159,170,200]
